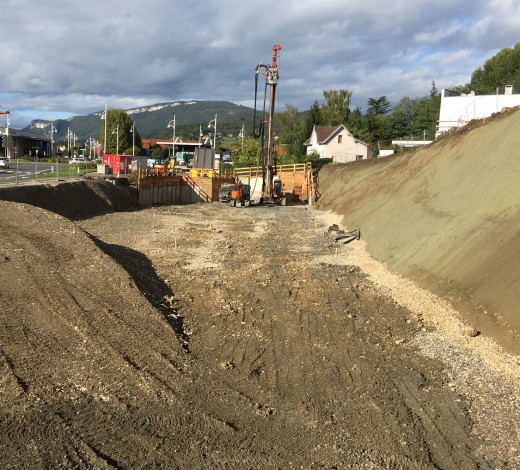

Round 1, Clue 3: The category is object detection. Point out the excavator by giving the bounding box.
[152,156,176,175]
[152,157,167,174]
[229,181,251,207]
[219,181,251,207]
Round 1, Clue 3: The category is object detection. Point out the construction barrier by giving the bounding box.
[137,162,314,206]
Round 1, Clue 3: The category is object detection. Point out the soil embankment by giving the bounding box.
[317,108,520,353]
[0,179,137,220]
[3,199,518,468]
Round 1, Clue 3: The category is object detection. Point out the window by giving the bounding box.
[338,135,343,144]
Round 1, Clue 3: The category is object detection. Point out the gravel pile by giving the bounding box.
[314,209,520,468]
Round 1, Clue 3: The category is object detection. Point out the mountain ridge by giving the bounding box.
[23,100,256,142]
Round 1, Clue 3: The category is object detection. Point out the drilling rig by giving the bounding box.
[253,44,285,205]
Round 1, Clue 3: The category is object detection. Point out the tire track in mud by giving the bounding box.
[171,206,473,467]
[239,205,484,468]
[1,200,501,468]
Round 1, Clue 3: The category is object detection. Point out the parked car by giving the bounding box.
[69,156,87,165]
[0,157,10,169]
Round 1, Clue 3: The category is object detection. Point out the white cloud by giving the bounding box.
[0,0,518,126]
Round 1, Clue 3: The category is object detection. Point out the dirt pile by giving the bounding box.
[0,179,137,219]
[2,199,518,468]
[1,110,520,468]
[317,108,520,353]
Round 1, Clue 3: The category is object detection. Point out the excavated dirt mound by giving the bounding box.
[318,108,520,354]
[2,106,520,468]
[1,194,519,468]
[0,179,137,220]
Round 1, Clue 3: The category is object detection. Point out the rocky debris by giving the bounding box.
[0,199,518,469]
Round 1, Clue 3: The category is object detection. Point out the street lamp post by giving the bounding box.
[130,123,135,157]
[208,114,217,149]
[67,128,74,158]
[43,123,57,180]
[112,125,119,154]
[50,123,57,158]
[101,104,107,155]
[238,124,244,149]
[167,116,176,159]
[86,136,96,160]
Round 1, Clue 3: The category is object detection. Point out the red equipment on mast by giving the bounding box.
[253,44,283,203]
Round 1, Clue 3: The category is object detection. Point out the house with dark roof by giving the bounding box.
[305,124,373,162]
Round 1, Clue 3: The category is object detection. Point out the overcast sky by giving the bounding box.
[1,0,519,128]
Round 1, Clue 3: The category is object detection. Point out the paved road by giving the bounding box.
[0,161,72,185]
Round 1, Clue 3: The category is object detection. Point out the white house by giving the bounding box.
[436,85,520,137]
[305,124,373,162]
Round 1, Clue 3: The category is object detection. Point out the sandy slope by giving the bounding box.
[317,108,520,353]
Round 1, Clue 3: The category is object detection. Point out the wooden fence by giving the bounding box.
[136,162,314,206]
[224,162,314,203]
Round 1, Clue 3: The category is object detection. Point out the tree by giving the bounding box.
[386,82,441,142]
[365,96,392,145]
[232,137,261,166]
[429,80,439,99]
[320,89,352,126]
[301,99,323,144]
[151,146,168,159]
[389,97,415,138]
[123,146,142,156]
[278,104,305,161]
[98,109,141,154]
[469,43,520,94]
[366,96,391,117]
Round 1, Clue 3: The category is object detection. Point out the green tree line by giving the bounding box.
[264,82,441,163]
[240,42,519,164]
[98,43,520,165]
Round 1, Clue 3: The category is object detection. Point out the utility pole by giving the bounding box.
[130,123,135,157]
[238,124,244,149]
[112,125,119,154]
[208,114,217,149]
[167,116,176,158]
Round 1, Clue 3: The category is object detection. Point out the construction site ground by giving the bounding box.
[1,194,518,469]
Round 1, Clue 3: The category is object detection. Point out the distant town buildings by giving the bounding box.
[0,126,51,158]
